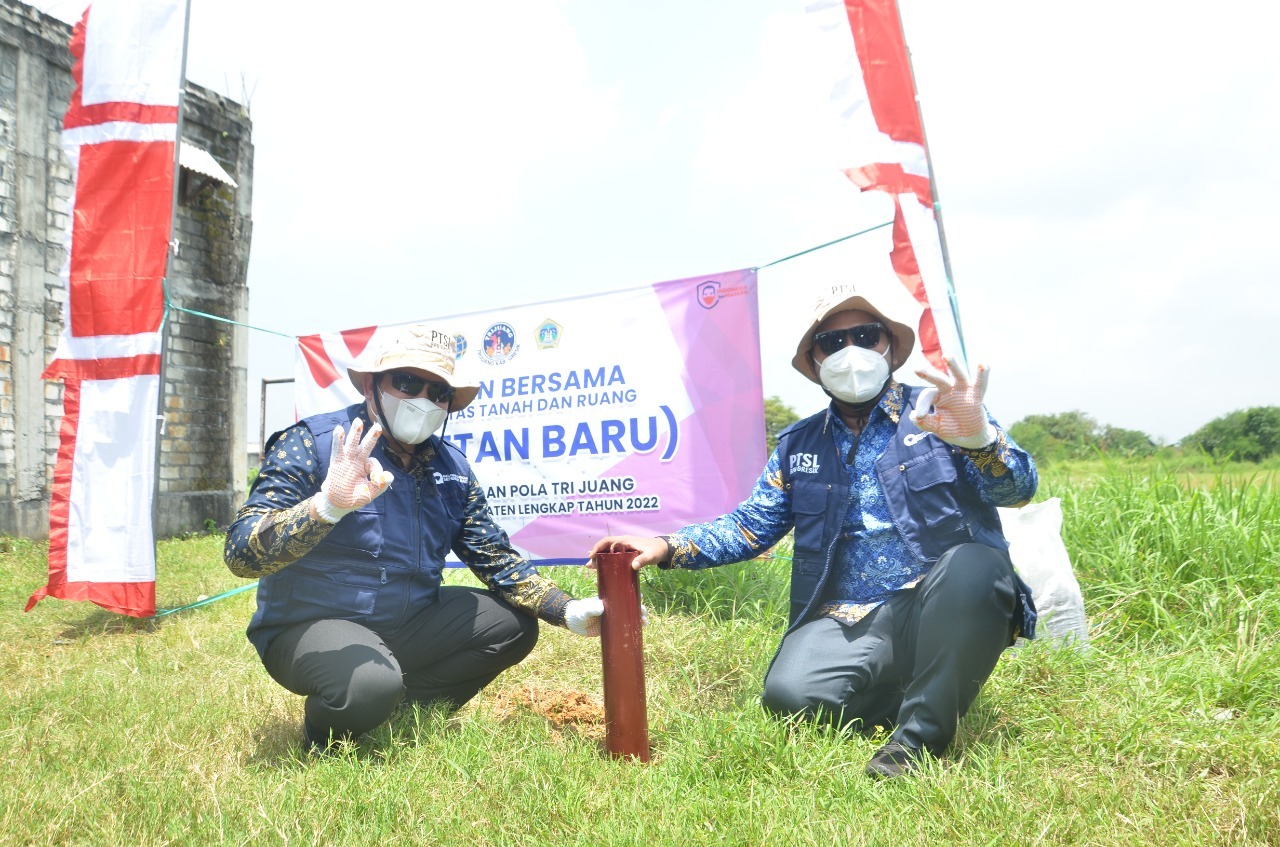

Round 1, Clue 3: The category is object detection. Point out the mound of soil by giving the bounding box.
[490,684,606,740]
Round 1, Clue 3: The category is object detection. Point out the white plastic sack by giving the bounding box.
[998,497,1090,649]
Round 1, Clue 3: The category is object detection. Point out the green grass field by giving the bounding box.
[2,463,1277,846]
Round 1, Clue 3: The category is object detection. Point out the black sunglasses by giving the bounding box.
[813,323,887,356]
[386,371,455,404]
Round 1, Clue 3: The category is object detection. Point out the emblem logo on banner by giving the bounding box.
[453,334,467,360]
[536,319,562,349]
[697,280,721,309]
[480,322,519,365]
[695,279,752,310]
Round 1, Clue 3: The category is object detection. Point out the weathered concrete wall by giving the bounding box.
[154,84,254,536]
[0,0,253,538]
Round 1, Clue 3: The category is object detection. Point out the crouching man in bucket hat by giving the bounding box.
[226,324,606,753]
[590,284,1039,778]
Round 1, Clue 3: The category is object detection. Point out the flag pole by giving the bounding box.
[891,0,969,366]
[152,0,195,563]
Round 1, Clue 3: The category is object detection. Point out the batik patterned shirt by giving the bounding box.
[224,414,572,626]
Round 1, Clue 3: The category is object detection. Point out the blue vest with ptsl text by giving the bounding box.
[778,387,1036,638]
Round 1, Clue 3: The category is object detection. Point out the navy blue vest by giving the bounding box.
[245,405,473,658]
[778,387,1036,638]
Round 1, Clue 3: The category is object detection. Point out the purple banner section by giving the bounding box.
[506,269,763,563]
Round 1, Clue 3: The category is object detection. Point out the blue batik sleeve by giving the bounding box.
[665,448,795,570]
[957,410,1038,507]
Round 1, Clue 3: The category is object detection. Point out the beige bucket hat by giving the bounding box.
[791,283,916,383]
[348,323,480,411]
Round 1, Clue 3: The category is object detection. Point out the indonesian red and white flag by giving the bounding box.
[27,0,188,618]
[809,0,964,370]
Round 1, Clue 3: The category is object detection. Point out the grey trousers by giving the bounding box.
[761,543,1018,755]
[263,586,539,742]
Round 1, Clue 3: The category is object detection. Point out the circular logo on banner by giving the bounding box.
[479,322,519,365]
[453,333,468,360]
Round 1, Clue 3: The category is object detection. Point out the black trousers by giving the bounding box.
[761,543,1018,755]
[262,586,539,741]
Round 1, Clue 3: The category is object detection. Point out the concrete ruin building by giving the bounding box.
[0,0,253,538]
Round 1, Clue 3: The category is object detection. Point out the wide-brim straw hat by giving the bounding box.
[791,283,916,383]
[348,323,480,411]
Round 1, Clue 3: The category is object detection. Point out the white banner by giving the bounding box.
[296,270,765,563]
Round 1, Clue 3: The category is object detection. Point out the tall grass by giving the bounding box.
[1050,464,1278,641]
[1,463,1277,846]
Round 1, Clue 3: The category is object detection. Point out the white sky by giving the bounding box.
[31,0,1280,445]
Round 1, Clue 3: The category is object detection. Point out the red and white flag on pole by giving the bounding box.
[809,0,964,370]
[27,0,188,618]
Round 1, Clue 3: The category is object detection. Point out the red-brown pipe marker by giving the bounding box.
[596,549,651,761]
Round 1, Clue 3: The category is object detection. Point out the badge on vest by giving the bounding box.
[433,472,469,486]
[789,453,820,474]
[903,432,928,447]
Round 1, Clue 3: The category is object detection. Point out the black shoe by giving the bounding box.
[865,740,924,778]
[302,723,336,757]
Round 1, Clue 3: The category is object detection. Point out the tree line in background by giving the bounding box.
[763,397,1280,465]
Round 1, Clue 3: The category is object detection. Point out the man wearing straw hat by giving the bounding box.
[590,283,1039,778]
[226,324,606,754]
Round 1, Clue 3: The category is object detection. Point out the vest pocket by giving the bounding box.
[789,554,821,623]
[791,482,831,559]
[315,499,385,558]
[288,570,378,616]
[791,556,821,592]
[878,446,970,561]
[899,449,957,490]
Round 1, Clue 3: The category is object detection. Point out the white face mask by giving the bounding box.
[379,391,448,445]
[818,343,891,404]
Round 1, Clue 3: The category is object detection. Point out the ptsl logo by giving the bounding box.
[453,334,467,361]
[696,278,750,310]
[479,322,519,365]
[789,453,820,474]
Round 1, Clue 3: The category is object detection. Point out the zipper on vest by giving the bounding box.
[414,482,423,574]
[379,567,387,585]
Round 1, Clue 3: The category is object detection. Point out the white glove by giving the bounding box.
[313,419,394,524]
[910,357,999,450]
[564,597,604,637]
[564,597,649,637]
